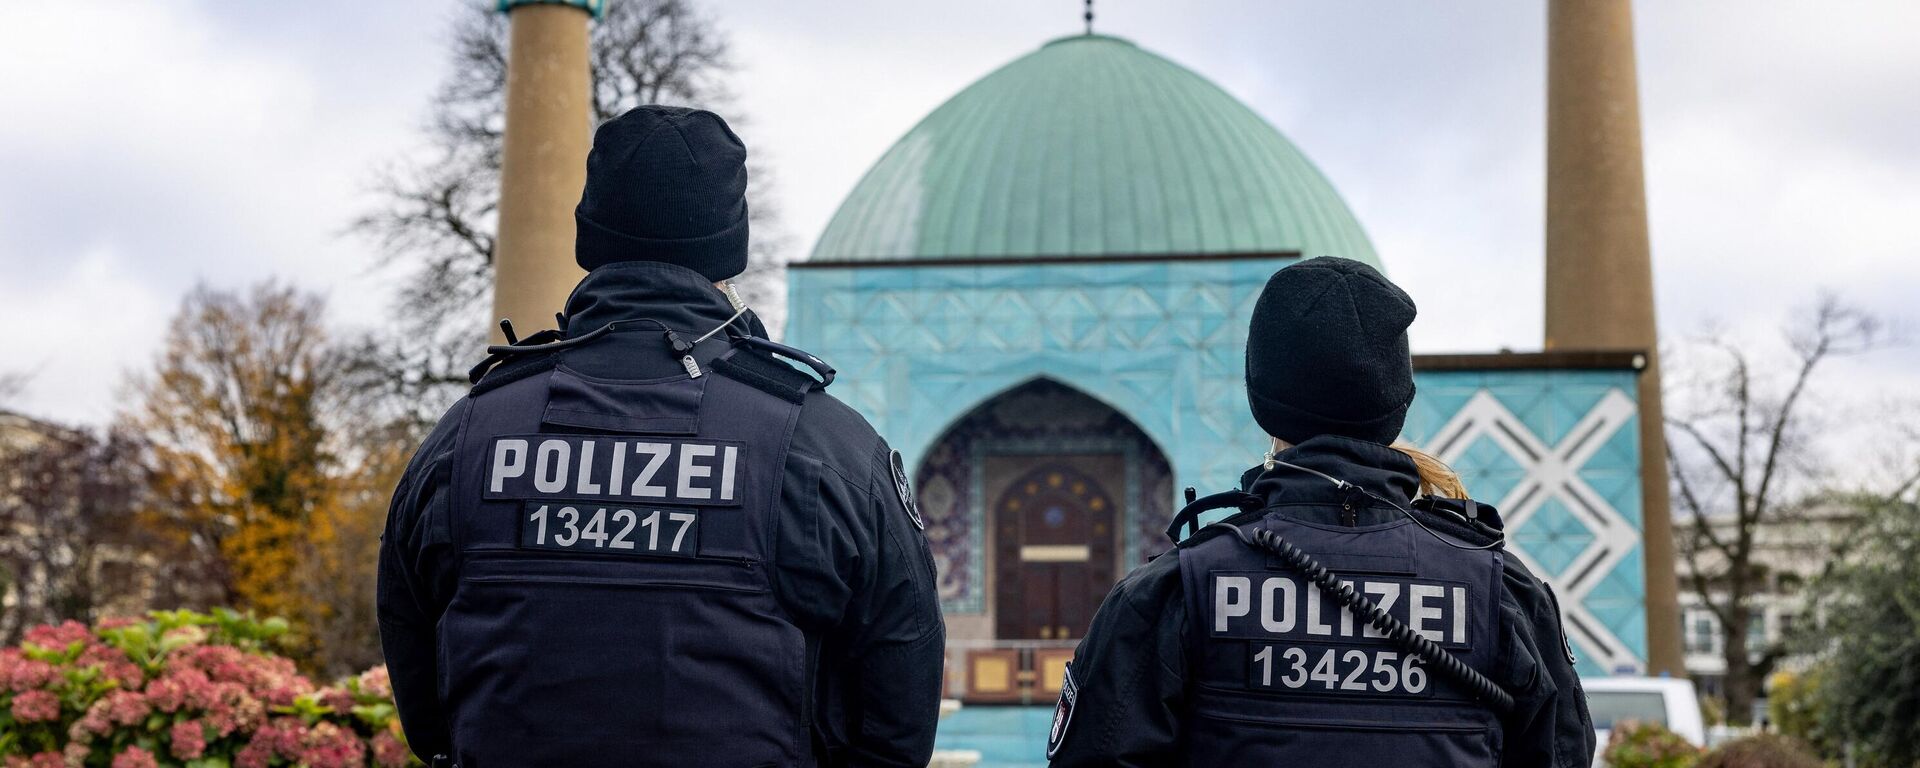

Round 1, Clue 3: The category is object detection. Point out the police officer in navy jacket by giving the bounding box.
[377,106,945,767]
[1046,257,1595,767]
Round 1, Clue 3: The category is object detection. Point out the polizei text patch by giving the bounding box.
[1209,571,1478,699]
[485,435,745,507]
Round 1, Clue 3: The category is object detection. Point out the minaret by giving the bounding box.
[1544,0,1684,675]
[491,0,597,342]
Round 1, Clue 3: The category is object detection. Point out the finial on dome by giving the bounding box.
[1084,0,1094,35]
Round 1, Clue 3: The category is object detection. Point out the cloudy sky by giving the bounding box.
[2,0,1915,447]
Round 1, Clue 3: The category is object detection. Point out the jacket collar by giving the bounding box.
[1242,434,1421,512]
[561,261,740,338]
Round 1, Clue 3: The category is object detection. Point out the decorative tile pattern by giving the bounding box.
[1404,373,1648,674]
[911,379,1170,613]
[788,263,1649,673]
[1513,498,1598,576]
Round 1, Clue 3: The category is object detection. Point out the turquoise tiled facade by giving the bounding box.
[790,259,1285,487]
[786,29,1650,684]
[787,261,1648,674]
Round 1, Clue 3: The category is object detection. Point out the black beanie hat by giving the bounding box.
[574,105,749,280]
[1245,256,1417,445]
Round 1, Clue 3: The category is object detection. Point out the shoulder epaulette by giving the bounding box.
[1413,496,1505,532]
[1167,488,1264,545]
[469,352,558,397]
[711,338,833,405]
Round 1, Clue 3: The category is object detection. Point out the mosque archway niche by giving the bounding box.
[913,378,1171,642]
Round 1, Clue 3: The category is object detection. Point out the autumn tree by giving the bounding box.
[1665,294,1888,724]
[122,282,399,673]
[300,353,425,677]
[356,0,783,420]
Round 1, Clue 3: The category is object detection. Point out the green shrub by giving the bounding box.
[0,610,417,767]
[1696,734,1822,768]
[1768,669,1841,759]
[1604,720,1704,768]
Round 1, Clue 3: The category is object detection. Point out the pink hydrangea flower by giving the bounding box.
[169,720,208,760]
[3,751,63,768]
[6,657,56,692]
[109,746,158,768]
[9,689,61,722]
[78,643,142,689]
[22,621,91,650]
[234,742,271,768]
[7,614,412,765]
[372,731,411,768]
[320,687,355,714]
[100,690,151,726]
[297,721,369,768]
[357,666,393,700]
[70,700,114,741]
[250,717,304,757]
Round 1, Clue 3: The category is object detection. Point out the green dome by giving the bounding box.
[810,34,1378,266]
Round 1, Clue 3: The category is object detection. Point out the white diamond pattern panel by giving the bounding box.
[1424,389,1642,672]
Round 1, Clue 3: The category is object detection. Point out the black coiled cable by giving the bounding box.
[1215,522,1517,715]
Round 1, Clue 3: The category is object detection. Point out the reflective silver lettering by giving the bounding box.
[719,445,738,501]
[678,444,715,500]
[631,443,669,497]
[1306,586,1334,637]
[576,441,602,494]
[1215,576,1251,633]
[1337,580,1356,637]
[534,440,570,494]
[490,439,528,493]
[607,441,626,496]
[1452,586,1468,644]
[1363,582,1401,639]
[1409,584,1446,641]
[1260,577,1297,633]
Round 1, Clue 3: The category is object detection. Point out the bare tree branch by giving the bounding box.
[353,0,783,419]
[1664,293,1887,725]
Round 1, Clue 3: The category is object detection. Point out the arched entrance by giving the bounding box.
[992,463,1117,640]
[914,378,1172,642]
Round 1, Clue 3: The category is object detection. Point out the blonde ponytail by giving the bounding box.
[1266,436,1469,499]
[1391,440,1469,499]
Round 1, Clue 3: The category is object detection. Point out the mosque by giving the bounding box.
[784,29,1659,707]
[483,0,1681,749]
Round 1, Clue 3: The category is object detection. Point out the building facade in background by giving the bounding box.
[1677,504,1856,699]
[784,33,1656,711]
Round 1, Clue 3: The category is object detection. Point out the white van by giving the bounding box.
[1583,676,1705,764]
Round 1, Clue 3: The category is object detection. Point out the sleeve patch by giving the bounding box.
[889,450,925,530]
[1046,662,1079,759]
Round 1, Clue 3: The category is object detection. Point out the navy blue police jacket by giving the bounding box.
[376,262,946,767]
[1045,435,1595,767]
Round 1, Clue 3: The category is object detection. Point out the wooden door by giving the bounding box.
[992,461,1118,641]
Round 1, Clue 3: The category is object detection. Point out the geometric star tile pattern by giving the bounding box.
[788,263,1648,675]
[1513,498,1598,575]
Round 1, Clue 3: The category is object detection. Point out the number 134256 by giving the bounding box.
[1250,644,1430,697]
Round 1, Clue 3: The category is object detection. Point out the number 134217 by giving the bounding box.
[520,503,699,557]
